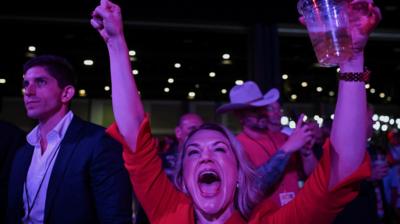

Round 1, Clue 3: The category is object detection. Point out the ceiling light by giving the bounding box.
[168,78,174,83]
[128,50,136,56]
[104,86,110,91]
[381,124,388,132]
[188,91,196,99]
[336,68,340,73]
[222,53,230,60]
[26,52,36,58]
[164,87,170,93]
[195,84,200,89]
[365,83,370,89]
[174,63,181,68]
[379,115,389,123]
[235,80,244,85]
[379,92,385,98]
[281,116,289,125]
[328,91,335,96]
[370,88,375,94]
[387,96,392,102]
[373,121,380,131]
[289,121,296,129]
[83,59,94,66]
[28,46,36,52]
[301,82,308,87]
[221,89,227,94]
[290,94,297,100]
[282,74,288,80]
[316,87,323,92]
[209,72,216,78]
[317,118,324,126]
[132,69,139,75]
[221,59,232,65]
[79,89,86,97]
[0,79,6,84]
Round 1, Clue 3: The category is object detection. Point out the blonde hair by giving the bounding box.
[173,123,262,219]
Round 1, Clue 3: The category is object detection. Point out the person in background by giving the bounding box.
[216,83,314,207]
[161,113,204,179]
[333,105,390,224]
[6,55,133,224]
[383,129,400,223]
[0,121,26,223]
[262,100,298,137]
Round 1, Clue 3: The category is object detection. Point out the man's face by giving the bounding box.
[23,66,65,121]
[176,115,204,143]
[240,107,269,131]
[265,102,282,126]
[182,129,238,218]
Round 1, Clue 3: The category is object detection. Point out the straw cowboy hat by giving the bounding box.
[216,81,280,114]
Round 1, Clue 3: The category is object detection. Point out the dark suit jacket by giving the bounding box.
[6,116,133,224]
[0,121,26,223]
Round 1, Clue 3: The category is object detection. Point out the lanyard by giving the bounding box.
[24,144,61,220]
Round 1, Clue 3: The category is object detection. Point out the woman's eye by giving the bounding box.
[188,149,199,156]
[215,147,226,153]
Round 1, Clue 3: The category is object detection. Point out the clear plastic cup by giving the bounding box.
[298,0,353,67]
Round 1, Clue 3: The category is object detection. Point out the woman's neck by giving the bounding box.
[195,205,235,224]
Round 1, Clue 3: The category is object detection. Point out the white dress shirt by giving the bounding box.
[22,111,74,224]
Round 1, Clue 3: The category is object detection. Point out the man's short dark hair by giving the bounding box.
[23,55,76,88]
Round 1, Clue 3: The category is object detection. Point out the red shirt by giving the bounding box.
[106,116,370,224]
[237,131,300,207]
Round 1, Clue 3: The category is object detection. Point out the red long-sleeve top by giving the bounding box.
[107,115,371,224]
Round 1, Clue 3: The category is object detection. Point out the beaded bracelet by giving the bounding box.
[338,68,371,82]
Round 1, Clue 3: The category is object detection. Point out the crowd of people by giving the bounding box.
[1,0,399,223]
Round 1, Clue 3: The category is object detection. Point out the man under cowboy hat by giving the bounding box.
[217,81,314,207]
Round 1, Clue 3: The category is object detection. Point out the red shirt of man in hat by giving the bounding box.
[217,81,313,207]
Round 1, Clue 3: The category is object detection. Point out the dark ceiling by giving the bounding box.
[0,0,399,106]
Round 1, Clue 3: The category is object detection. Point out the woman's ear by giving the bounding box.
[181,180,188,194]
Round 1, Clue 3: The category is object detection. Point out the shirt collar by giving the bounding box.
[27,111,74,146]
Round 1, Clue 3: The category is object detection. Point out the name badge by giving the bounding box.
[279,192,296,206]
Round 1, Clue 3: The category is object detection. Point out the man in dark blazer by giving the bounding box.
[0,120,26,223]
[6,55,133,224]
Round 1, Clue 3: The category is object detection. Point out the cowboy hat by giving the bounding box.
[216,81,280,114]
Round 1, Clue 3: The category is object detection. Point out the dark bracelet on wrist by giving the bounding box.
[338,67,371,82]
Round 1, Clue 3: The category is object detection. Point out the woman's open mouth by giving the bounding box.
[198,170,221,197]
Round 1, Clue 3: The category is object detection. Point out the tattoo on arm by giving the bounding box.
[255,149,291,194]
